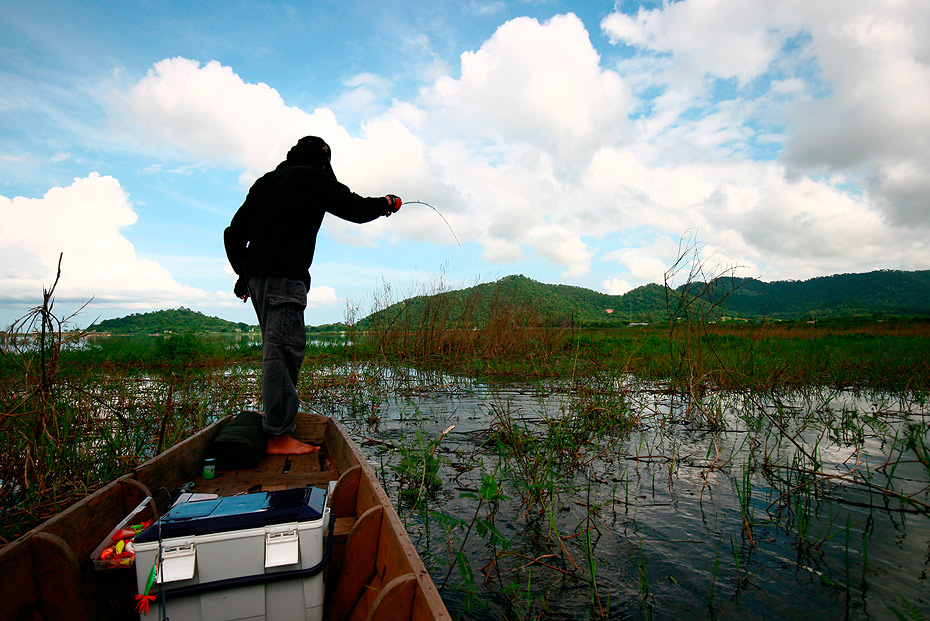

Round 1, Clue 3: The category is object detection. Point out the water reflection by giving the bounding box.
[12,331,353,353]
[304,365,929,619]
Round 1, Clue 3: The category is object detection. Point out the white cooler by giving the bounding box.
[134,487,330,621]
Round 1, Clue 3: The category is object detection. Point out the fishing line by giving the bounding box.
[405,200,461,246]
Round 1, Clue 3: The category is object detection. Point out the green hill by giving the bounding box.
[88,270,930,334]
[683,269,930,319]
[90,307,252,335]
[360,269,930,329]
[358,274,668,329]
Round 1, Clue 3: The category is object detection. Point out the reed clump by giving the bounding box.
[363,277,569,373]
[345,250,930,392]
[0,271,258,543]
[356,283,930,392]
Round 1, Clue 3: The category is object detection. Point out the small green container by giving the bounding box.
[202,457,216,480]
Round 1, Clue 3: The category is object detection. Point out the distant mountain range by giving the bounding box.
[89,269,930,334]
[679,270,930,320]
[359,270,930,327]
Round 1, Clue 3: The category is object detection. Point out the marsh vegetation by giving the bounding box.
[2,274,928,619]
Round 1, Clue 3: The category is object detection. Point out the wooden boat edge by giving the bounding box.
[0,412,450,620]
[316,413,448,619]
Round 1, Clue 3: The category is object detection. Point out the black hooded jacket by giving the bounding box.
[224,160,390,288]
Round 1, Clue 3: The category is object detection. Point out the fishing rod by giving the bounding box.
[405,200,461,246]
[377,199,460,336]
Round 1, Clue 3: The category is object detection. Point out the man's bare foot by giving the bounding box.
[266,434,321,455]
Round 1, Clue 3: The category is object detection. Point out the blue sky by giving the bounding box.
[2,0,928,329]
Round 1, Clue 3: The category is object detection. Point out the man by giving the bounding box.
[224,136,401,455]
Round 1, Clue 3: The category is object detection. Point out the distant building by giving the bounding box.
[605,309,613,314]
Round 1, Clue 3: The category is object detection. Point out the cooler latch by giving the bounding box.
[265,528,299,568]
[159,542,197,583]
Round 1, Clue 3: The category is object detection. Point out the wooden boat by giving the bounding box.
[0,411,450,620]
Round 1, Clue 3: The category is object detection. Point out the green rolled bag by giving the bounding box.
[207,410,267,470]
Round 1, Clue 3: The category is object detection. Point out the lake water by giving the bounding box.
[302,365,930,619]
[17,340,922,619]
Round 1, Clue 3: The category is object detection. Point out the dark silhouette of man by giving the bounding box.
[225,136,401,454]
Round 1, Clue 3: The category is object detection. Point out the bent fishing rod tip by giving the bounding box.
[406,200,461,246]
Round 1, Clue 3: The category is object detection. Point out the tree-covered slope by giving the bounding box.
[88,270,930,334]
[361,269,930,328]
[358,275,671,329]
[685,270,930,319]
[90,307,251,334]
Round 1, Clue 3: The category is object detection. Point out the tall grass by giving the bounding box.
[363,275,569,371]
[358,290,930,392]
[342,253,929,616]
[342,250,930,393]
[4,257,929,619]
[0,272,258,543]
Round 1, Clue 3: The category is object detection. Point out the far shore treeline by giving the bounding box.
[84,269,930,335]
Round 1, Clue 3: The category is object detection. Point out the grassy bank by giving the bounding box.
[357,319,930,392]
[2,315,928,618]
[2,293,928,545]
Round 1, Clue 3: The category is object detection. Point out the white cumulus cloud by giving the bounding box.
[602,0,930,231]
[0,173,227,312]
[109,4,930,303]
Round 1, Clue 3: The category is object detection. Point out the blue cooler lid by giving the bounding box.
[136,486,326,542]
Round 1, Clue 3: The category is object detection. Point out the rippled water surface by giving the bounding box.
[304,366,930,620]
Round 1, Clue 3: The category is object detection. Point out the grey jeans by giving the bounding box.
[248,275,308,436]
